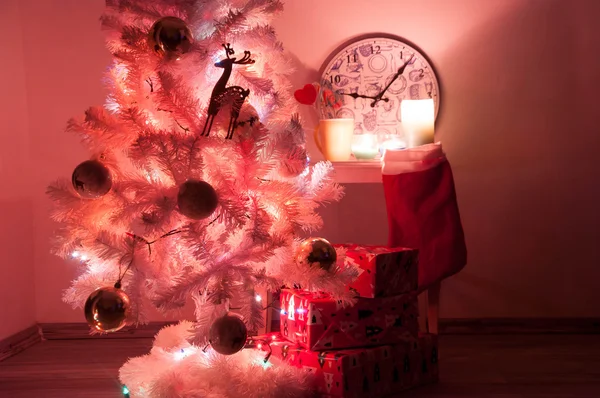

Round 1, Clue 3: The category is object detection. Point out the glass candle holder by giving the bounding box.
[351,133,379,160]
[378,135,406,156]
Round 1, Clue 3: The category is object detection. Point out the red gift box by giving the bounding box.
[258,333,438,398]
[280,289,418,351]
[416,333,439,385]
[336,244,418,298]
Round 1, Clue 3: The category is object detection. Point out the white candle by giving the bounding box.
[401,99,435,148]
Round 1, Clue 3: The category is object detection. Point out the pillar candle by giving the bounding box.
[401,99,435,148]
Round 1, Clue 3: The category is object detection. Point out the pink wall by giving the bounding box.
[9,0,600,325]
[278,0,600,318]
[0,0,36,340]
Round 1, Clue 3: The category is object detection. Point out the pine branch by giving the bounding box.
[245,201,270,244]
[123,269,150,325]
[46,180,81,209]
[67,107,135,151]
[237,71,274,97]
[232,285,264,334]
[88,231,133,264]
[190,291,228,345]
[157,71,202,132]
[182,135,204,176]
[183,222,214,262]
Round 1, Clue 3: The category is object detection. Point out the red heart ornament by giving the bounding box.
[294,84,318,105]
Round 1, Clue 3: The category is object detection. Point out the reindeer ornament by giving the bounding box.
[201,44,255,139]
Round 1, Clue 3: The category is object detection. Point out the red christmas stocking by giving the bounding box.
[382,143,467,291]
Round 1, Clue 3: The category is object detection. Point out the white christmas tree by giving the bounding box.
[46,0,360,396]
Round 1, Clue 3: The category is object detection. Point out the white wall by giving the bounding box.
[8,0,600,326]
[0,0,36,340]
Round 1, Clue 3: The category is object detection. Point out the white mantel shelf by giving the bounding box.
[328,161,382,184]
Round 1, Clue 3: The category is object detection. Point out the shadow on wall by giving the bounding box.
[288,0,600,317]
[280,51,390,246]
[437,0,600,317]
[280,52,322,163]
[282,52,389,246]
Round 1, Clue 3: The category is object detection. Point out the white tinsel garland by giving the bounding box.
[120,322,312,398]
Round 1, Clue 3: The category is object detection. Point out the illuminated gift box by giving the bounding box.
[253,333,438,398]
[279,289,418,351]
[336,244,418,298]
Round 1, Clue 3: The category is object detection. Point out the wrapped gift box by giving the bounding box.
[336,244,419,298]
[255,333,438,398]
[280,289,418,351]
[417,333,439,384]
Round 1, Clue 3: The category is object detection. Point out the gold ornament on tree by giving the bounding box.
[148,16,193,57]
[209,315,248,355]
[177,179,219,220]
[295,237,337,271]
[72,160,112,199]
[84,284,130,333]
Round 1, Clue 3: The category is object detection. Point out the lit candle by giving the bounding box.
[379,136,406,156]
[351,133,379,160]
[401,99,435,148]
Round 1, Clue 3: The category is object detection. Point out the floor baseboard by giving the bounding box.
[0,325,43,362]
[40,318,600,339]
[38,322,177,340]
[440,318,600,334]
[3,318,599,362]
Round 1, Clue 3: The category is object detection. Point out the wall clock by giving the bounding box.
[319,35,440,145]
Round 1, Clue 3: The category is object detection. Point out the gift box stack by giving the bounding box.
[258,245,439,397]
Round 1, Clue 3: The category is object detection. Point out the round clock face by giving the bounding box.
[320,36,440,145]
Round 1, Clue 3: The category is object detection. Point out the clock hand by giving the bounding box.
[340,92,377,100]
[370,55,414,107]
[339,91,390,102]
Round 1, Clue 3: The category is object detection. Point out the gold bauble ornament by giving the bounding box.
[295,237,337,271]
[72,160,112,199]
[177,179,219,220]
[209,315,248,355]
[149,16,193,57]
[84,286,130,333]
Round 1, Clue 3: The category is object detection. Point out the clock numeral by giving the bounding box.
[330,75,342,84]
[347,53,358,63]
[371,45,381,54]
[418,69,425,77]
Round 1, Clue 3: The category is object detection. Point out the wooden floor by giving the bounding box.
[0,335,599,397]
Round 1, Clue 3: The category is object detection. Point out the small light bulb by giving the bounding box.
[71,251,80,258]
[80,254,88,261]
[257,343,262,349]
[255,294,262,302]
[271,335,277,340]
[145,120,149,125]
[263,352,272,365]
[297,308,305,314]
[122,385,130,395]
[173,347,195,361]
[280,309,286,315]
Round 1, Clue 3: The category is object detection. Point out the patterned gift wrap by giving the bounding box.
[280,289,418,351]
[336,244,418,298]
[256,333,439,398]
